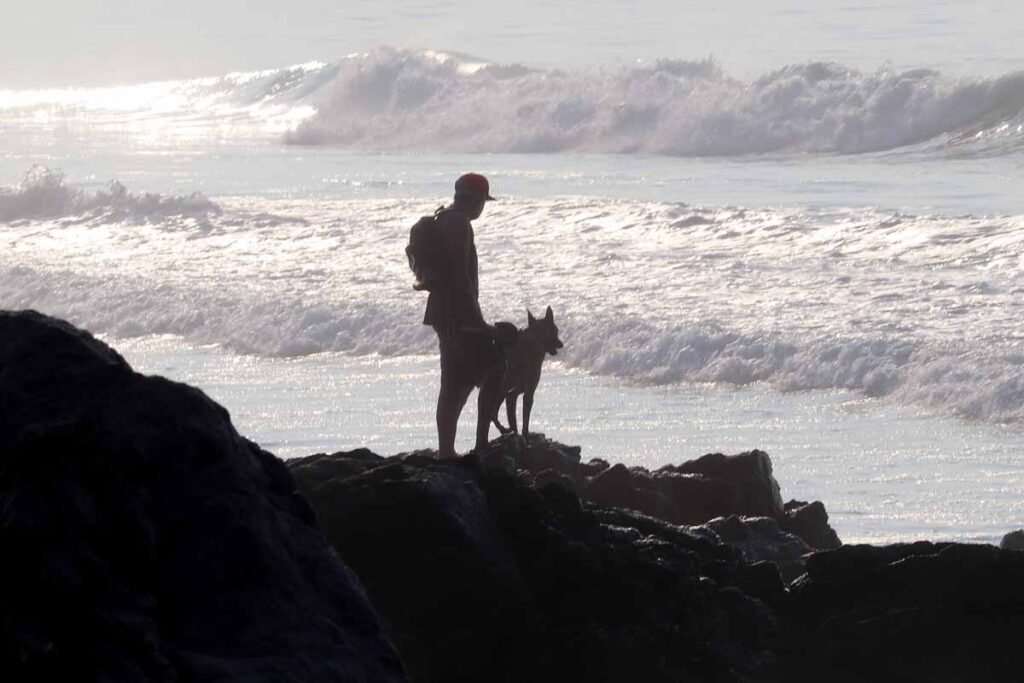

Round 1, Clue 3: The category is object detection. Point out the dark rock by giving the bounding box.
[290,447,386,485]
[661,451,784,519]
[580,457,610,477]
[588,506,725,554]
[583,462,634,509]
[484,435,837,566]
[629,465,655,483]
[537,478,584,516]
[398,448,445,466]
[703,515,812,582]
[783,500,842,550]
[781,542,1024,681]
[631,487,681,522]
[738,561,787,606]
[293,451,779,682]
[532,467,578,493]
[478,437,837,579]
[651,471,739,524]
[0,310,405,682]
[1000,529,1024,551]
[303,460,529,682]
[517,433,581,475]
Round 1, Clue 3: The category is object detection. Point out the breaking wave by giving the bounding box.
[0,167,221,224]
[3,48,1023,157]
[565,315,1024,426]
[287,48,1024,156]
[3,261,1022,427]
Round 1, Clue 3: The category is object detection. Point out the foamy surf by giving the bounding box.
[2,171,1021,426]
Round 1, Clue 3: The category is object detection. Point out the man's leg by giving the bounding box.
[437,381,471,458]
[436,329,473,458]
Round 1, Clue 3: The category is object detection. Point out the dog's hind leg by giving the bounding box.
[476,365,505,450]
[492,395,512,435]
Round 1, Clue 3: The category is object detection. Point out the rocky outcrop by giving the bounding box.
[659,450,784,520]
[294,443,1024,683]
[782,500,842,551]
[705,515,812,583]
[294,441,1024,683]
[1000,529,1024,551]
[0,311,405,682]
[290,449,781,683]
[780,542,1024,681]
[484,434,841,560]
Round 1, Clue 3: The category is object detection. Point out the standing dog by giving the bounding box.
[489,306,564,444]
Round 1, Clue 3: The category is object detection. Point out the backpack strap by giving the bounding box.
[434,205,465,218]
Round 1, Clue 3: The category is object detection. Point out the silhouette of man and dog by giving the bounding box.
[407,173,563,458]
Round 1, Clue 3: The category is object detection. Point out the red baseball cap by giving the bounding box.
[454,173,496,201]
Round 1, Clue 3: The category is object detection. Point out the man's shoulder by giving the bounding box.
[436,209,473,232]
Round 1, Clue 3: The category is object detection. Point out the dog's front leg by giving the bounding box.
[506,393,519,435]
[522,391,534,445]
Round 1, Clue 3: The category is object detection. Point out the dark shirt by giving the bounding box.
[423,208,485,329]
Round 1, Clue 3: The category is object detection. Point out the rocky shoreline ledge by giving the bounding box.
[3,310,1023,682]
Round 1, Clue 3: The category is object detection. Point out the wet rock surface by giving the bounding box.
[0,311,405,682]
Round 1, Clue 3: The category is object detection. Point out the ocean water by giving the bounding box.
[1,45,1022,545]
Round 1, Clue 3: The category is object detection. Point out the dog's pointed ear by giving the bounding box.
[545,306,553,322]
[528,309,536,324]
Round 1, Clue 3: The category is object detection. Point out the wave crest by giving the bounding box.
[0,167,221,224]
[565,315,1024,425]
[287,48,1024,156]
[3,49,1022,156]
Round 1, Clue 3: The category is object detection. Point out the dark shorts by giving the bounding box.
[436,325,502,397]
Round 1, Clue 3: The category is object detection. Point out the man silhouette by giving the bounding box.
[423,173,504,458]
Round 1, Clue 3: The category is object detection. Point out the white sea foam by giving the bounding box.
[2,49,1022,156]
[0,168,221,224]
[1,173,1021,425]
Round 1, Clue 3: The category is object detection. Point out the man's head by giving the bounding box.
[452,173,495,220]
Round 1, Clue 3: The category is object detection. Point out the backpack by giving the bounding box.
[406,206,447,291]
